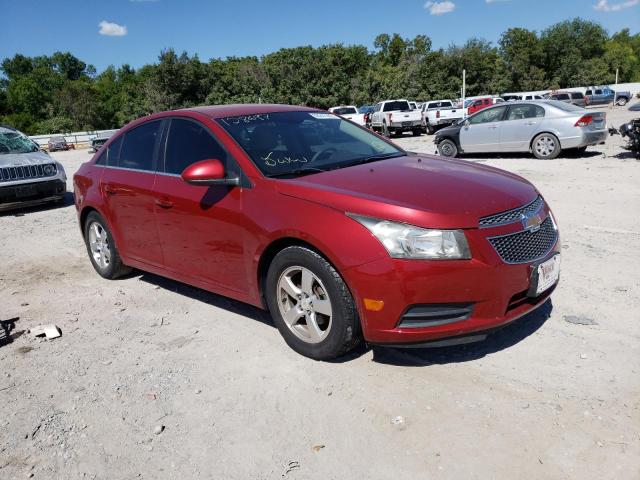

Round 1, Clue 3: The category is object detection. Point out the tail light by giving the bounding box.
[436,110,440,119]
[575,115,593,127]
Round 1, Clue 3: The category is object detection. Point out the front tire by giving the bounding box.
[532,133,561,160]
[426,123,435,135]
[265,246,362,360]
[83,212,131,279]
[437,139,458,158]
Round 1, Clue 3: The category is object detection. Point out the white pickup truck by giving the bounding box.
[370,99,423,137]
[420,99,466,134]
[328,106,366,126]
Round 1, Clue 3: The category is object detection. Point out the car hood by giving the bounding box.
[275,155,538,229]
[0,151,54,167]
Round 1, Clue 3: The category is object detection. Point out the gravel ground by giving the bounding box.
[1,105,639,479]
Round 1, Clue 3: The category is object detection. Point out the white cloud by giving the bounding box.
[424,1,456,15]
[594,0,639,11]
[98,21,127,36]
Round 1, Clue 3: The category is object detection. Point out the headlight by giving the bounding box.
[348,214,471,260]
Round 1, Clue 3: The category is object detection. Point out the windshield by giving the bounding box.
[383,101,410,112]
[217,111,403,177]
[332,107,358,115]
[0,130,40,154]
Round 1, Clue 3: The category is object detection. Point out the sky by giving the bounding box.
[1,0,639,72]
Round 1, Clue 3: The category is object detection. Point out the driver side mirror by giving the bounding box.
[181,159,239,186]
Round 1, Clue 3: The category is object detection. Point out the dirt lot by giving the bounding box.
[1,105,639,480]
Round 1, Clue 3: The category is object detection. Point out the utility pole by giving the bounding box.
[462,69,466,117]
[614,68,619,106]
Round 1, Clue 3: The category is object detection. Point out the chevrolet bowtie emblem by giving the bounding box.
[521,210,543,232]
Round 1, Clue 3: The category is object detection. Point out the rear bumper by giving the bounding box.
[389,121,422,130]
[0,179,66,207]
[344,237,560,345]
[561,129,608,149]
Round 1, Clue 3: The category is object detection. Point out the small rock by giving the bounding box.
[580,353,588,360]
[153,425,164,435]
[391,415,405,426]
[597,441,604,447]
[21,302,29,307]
[195,389,202,394]
[564,315,597,326]
[312,444,325,452]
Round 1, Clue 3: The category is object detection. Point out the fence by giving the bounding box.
[29,129,119,148]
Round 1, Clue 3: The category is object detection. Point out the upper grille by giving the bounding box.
[488,216,557,264]
[479,196,544,228]
[0,164,57,183]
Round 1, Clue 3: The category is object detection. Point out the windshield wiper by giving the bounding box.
[344,153,403,168]
[265,166,328,178]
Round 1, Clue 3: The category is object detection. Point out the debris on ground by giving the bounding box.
[564,315,598,325]
[391,415,405,426]
[312,444,325,452]
[153,425,165,435]
[28,324,62,339]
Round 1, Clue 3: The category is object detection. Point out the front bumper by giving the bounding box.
[344,222,560,345]
[0,179,66,207]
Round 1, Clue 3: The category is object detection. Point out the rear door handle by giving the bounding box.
[155,198,174,209]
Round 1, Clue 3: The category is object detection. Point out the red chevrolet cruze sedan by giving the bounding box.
[74,104,560,359]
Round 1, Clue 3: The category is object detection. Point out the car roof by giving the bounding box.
[176,103,318,119]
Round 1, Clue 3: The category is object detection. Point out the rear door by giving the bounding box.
[153,117,247,292]
[499,104,545,152]
[459,105,507,153]
[100,120,164,266]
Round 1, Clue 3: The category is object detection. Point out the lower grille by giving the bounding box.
[397,303,474,328]
[0,164,57,183]
[488,216,557,264]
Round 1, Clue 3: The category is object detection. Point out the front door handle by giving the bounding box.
[488,125,498,129]
[526,121,537,125]
[155,198,174,209]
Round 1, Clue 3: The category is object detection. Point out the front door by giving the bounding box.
[459,105,507,153]
[100,120,164,266]
[153,117,247,293]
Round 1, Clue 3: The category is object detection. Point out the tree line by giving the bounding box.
[1,18,638,135]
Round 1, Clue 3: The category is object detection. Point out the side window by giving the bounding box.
[585,90,592,95]
[118,121,161,171]
[106,135,123,167]
[506,104,545,121]
[468,106,507,124]
[571,92,584,99]
[473,100,482,107]
[94,149,107,166]
[558,93,570,100]
[595,89,603,95]
[374,103,381,112]
[164,118,228,175]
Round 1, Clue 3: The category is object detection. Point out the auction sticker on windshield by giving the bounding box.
[534,255,560,296]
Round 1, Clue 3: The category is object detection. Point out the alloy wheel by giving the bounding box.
[277,266,333,344]
[88,221,112,270]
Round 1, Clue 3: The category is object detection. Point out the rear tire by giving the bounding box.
[382,123,390,138]
[265,246,362,360]
[426,123,435,135]
[412,129,422,137]
[616,97,629,107]
[532,133,561,160]
[437,139,458,158]
[83,211,131,279]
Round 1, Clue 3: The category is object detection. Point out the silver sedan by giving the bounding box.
[435,100,608,159]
